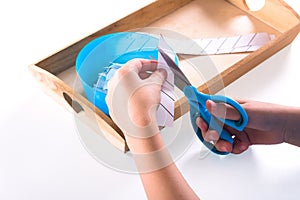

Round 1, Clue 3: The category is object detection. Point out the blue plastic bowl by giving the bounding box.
[76,32,162,115]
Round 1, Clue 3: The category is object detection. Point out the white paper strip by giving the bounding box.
[170,32,274,55]
[156,37,176,127]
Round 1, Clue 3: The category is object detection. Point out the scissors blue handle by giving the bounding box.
[183,86,248,155]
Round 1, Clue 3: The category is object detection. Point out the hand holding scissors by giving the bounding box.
[158,45,248,155]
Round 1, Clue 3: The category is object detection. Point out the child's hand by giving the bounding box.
[196,100,290,154]
[106,59,167,140]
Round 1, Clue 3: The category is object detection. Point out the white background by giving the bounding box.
[1,0,300,200]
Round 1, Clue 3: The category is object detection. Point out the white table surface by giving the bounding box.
[1,0,300,199]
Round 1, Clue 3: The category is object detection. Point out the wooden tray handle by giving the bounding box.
[227,0,300,33]
[28,64,128,152]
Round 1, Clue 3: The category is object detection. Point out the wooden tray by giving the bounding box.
[29,0,300,152]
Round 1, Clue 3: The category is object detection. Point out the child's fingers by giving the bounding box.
[117,59,157,78]
[206,100,241,121]
[231,138,250,154]
[127,59,158,73]
[196,117,220,142]
[139,72,152,79]
[214,140,233,153]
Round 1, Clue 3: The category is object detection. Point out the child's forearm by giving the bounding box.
[284,106,300,147]
[126,134,199,200]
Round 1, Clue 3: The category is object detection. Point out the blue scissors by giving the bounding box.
[158,47,248,155]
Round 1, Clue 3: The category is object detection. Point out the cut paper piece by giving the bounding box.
[218,35,241,51]
[204,38,226,54]
[94,63,123,92]
[234,33,255,48]
[167,32,274,55]
[156,36,176,127]
[249,32,270,46]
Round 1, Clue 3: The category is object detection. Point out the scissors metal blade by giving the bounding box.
[158,47,191,91]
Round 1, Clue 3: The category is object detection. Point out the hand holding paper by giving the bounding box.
[105,59,166,139]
